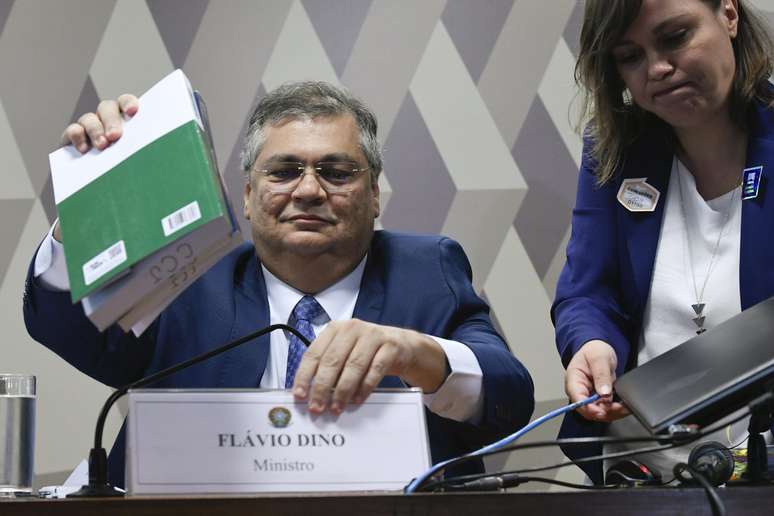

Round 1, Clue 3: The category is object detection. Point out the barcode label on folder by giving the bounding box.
[161,201,201,237]
[83,240,127,286]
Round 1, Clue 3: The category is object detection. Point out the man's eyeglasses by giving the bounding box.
[256,161,370,193]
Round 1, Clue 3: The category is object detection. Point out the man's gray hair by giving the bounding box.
[240,81,383,179]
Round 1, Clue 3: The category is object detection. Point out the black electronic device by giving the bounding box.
[687,441,735,487]
[605,459,662,486]
[614,296,774,435]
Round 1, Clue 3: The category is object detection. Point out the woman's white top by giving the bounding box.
[605,156,754,481]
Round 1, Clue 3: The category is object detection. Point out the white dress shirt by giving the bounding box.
[35,226,484,422]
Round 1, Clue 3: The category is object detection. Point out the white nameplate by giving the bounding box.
[125,389,430,494]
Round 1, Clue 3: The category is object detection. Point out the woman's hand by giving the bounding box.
[565,339,629,422]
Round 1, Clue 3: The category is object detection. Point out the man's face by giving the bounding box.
[243,114,380,262]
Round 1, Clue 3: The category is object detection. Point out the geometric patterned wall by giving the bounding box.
[2,0,774,488]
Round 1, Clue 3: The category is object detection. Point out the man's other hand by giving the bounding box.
[292,319,447,414]
[53,94,139,242]
[60,94,139,154]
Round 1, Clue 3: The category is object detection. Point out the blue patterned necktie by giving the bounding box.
[285,295,326,388]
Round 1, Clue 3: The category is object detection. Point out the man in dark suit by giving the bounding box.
[24,81,534,487]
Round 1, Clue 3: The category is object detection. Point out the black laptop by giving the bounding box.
[615,296,774,435]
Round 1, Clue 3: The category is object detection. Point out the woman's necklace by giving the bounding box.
[675,160,740,334]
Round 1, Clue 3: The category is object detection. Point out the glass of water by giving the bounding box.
[0,374,35,497]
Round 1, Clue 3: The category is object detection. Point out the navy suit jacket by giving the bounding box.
[552,100,774,483]
[24,230,534,487]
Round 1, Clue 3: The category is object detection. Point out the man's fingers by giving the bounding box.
[330,336,380,412]
[291,329,332,400]
[352,342,396,404]
[97,100,123,142]
[306,329,358,413]
[60,94,138,153]
[61,123,89,153]
[117,94,139,117]
[330,326,397,411]
[291,321,408,413]
[115,94,140,142]
[77,112,108,150]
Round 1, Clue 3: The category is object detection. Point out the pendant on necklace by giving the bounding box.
[692,303,706,334]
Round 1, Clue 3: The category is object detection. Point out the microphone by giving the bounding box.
[67,323,310,497]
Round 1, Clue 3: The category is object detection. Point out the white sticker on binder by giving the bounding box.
[83,240,127,286]
[161,201,201,237]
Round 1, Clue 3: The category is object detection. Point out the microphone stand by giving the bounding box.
[67,323,310,497]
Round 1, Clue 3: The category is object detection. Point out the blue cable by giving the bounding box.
[405,393,601,493]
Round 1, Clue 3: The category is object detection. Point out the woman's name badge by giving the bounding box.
[617,178,660,212]
[742,166,763,200]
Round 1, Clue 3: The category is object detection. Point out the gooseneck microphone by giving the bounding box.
[67,323,310,498]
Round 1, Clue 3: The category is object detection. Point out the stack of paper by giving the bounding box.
[50,70,241,335]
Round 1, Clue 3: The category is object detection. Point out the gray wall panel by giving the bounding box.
[10,0,761,488]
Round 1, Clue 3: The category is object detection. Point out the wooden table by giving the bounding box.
[3,484,774,516]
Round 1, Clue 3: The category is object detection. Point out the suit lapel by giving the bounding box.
[353,237,385,324]
[352,234,402,388]
[621,137,674,315]
[740,102,774,309]
[218,251,272,388]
